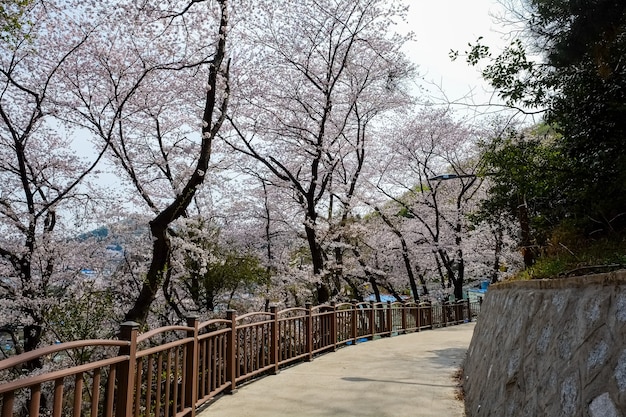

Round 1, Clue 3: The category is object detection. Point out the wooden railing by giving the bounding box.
[0,299,480,417]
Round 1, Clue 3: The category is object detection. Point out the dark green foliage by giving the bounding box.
[476,126,565,264]
[187,251,270,312]
[396,206,415,219]
[535,0,626,233]
[478,127,561,221]
[465,0,626,256]
[515,234,626,279]
[0,0,31,42]
[48,287,117,342]
[529,0,626,69]
[180,223,270,313]
[451,37,551,108]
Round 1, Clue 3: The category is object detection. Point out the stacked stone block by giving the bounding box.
[463,272,626,417]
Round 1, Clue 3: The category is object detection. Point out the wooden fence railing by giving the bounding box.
[0,299,480,417]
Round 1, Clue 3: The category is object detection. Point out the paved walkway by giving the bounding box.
[199,322,476,417]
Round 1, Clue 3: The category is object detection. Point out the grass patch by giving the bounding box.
[453,367,465,402]
[513,236,626,280]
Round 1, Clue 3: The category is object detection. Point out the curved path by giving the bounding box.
[199,322,476,417]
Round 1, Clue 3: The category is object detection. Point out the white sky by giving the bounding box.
[403,0,510,107]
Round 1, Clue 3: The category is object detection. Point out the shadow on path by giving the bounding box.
[426,347,468,367]
[341,376,456,388]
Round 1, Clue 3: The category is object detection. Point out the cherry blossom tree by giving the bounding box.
[370,205,428,302]
[165,215,269,317]
[58,0,231,325]
[225,0,414,303]
[211,164,323,308]
[464,214,522,284]
[0,0,114,355]
[233,172,314,308]
[372,108,485,300]
[0,0,518,355]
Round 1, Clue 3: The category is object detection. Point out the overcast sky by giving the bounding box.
[403,0,510,106]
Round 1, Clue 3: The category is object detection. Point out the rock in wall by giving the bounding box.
[463,271,626,417]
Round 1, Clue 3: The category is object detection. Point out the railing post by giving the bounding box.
[116,321,138,417]
[401,302,407,333]
[270,306,280,374]
[369,301,376,339]
[416,303,421,332]
[351,301,358,344]
[451,301,456,325]
[443,302,449,327]
[386,300,393,336]
[226,310,238,394]
[426,302,433,330]
[426,302,432,330]
[330,302,337,351]
[466,298,472,322]
[185,315,199,416]
[305,302,313,361]
[452,301,458,324]
[448,301,458,324]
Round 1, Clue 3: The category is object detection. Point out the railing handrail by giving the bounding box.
[236,311,273,322]
[277,306,308,315]
[198,318,231,330]
[311,304,334,312]
[0,339,130,371]
[0,355,129,394]
[0,299,481,417]
[136,324,194,343]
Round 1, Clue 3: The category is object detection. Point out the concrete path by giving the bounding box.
[198,322,475,417]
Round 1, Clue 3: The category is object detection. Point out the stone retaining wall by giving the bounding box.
[463,271,626,417]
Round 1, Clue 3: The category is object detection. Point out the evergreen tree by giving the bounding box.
[463,0,626,238]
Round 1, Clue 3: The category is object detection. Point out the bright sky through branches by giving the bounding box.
[403,0,508,105]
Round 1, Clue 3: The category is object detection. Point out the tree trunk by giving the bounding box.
[304,222,331,303]
[416,267,429,296]
[518,194,534,268]
[124,223,169,323]
[453,275,464,301]
[369,275,381,302]
[23,325,43,370]
[374,206,420,302]
[491,226,504,283]
[454,249,465,300]
[123,0,229,325]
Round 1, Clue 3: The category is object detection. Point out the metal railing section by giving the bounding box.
[0,300,479,417]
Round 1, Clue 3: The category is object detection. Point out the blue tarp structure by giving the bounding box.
[467,280,489,301]
[365,294,398,302]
